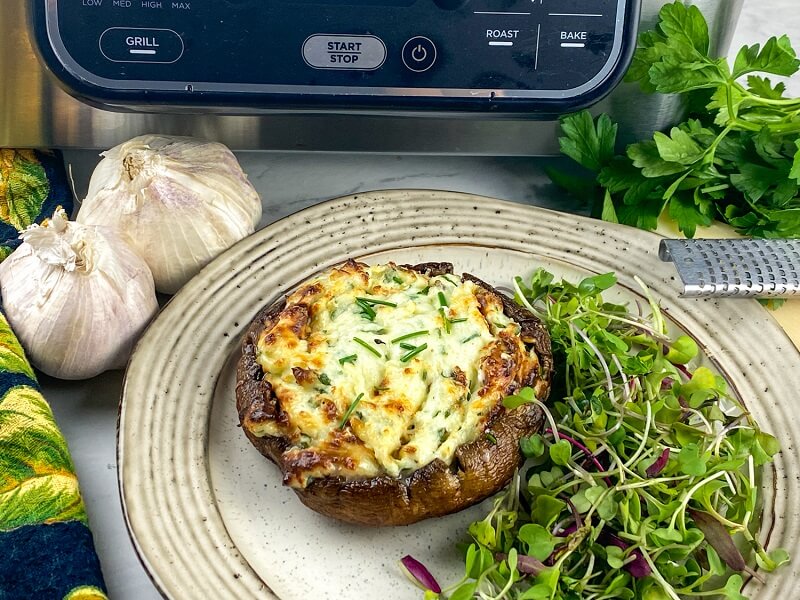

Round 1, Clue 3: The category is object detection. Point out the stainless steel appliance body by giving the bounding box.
[1,0,743,153]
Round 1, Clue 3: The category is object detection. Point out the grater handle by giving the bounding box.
[659,239,800,298]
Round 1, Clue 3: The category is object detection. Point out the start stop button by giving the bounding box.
[302,35,387,70]
[99,28,184,63]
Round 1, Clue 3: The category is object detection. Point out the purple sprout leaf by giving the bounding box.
[626,551,654,579]
[646,448,671,478]
[688,509,746,573]
[400,555,442,594]
[496,552,547,576]
[603,532,652,578]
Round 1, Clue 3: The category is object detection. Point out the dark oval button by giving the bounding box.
[99,28,184,64]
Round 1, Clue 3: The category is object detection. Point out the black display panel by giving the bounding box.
[33,0,641,113]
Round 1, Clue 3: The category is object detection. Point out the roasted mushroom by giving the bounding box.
[235,260,552,526]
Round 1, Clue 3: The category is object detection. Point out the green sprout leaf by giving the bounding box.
[665,335,698,365]
[517,524,555,561]
[520,434,545,458]
[677,443,709,476]
[549,439,573,466]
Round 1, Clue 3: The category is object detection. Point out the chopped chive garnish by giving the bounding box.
[355,299,376,321]
[485,432,497,445]
[401,342,428,363]
[391,330,428,344]
[392,276,404,284]
[438,291,448,307]
[418,286,430,295]
[356,296,398,308]
[339,354,358,365]
[461,333,480,343]
[450,318,468,324]
[339,393,365,429]
[440,308,452,334]
[443,275,460,286]
[399,342,417,351]
[318,373,331,386]
[354,337,382,357]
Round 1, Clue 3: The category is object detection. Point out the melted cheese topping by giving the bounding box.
[252,261,539,487]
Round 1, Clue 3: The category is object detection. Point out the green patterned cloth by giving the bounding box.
[0,149,70,260]
[0,150,108,599]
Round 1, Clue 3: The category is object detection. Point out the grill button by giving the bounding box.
[99,28,184,64]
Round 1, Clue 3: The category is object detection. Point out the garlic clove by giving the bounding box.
[78,135,262,294]
[0,208,159,380]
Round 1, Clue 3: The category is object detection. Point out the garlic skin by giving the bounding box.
[0,208,158,380]
[76,135,262,294]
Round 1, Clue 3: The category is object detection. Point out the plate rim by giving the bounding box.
[117,189,800,599]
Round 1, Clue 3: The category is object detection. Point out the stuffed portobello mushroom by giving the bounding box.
[235,260,553,526]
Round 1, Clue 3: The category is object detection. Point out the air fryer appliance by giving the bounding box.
[1,0,744,153]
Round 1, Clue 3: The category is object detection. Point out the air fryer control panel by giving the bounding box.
[33,0,640,112]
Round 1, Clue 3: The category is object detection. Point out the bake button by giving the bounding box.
[302,35,387,70]
[402,36,437,72]
[99,28,184,63]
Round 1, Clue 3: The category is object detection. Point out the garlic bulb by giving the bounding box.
[77,135,262,294]
[0,208,158,380]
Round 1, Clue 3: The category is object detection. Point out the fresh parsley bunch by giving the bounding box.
[555,1,800,238]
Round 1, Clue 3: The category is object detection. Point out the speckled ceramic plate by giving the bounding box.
[119,191,800,599]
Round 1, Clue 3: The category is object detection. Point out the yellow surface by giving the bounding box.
[656,217,800,350]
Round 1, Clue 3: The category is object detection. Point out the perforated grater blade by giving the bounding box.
[658,239,800,298]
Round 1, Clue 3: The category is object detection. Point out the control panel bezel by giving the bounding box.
[32,0,642,115]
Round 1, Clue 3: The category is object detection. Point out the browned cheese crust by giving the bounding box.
[235,261,553,526]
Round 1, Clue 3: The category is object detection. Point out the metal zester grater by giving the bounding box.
[659,239,800,298]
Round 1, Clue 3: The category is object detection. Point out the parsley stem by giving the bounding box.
[338,393,364,429]
[353,337,382,358]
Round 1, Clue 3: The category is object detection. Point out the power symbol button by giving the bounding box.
[402,36,437,72]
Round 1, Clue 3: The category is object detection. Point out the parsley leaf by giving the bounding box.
[733,35,800,79]
[559,111,618,172]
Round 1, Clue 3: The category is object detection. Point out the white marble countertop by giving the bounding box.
[43,3,800,598]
